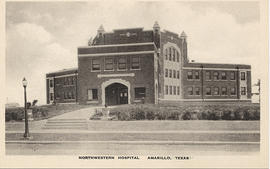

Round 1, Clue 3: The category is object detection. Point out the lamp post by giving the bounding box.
[22,77,30,139]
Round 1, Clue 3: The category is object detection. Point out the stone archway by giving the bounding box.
[101,79,131,106]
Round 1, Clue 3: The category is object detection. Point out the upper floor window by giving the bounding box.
[169,48,172,61]
[165,69,168,77]
[92,58,101,71]
[213,87,219,95]
[241,87,246,95]
[172,48,176,62]
[230,72,235,80]
[213,72,219,80]
[187,71,193,79]
[177,71,180,79]
[165,85,168,95]
[176,51,179,62]
[49,80,53,88]
[173,70,176,78]
[169,69,172,78]
[231,87,236,95]
[131,56,140,69]
[188,87,193,95]
[173,86,176,95]
[206,71,211,80]
[165,49,168,60]
[241,72,246,80]
[195,87,200,95]
[177,86,180,95]
[221,87,227,95]
[105,57,114,70]
[118,56,127,70]
[221,72,226,80]
[169,86,172,95]
[206,87,211,95]
[194,71,199,79]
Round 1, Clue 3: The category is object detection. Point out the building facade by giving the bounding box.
[46,22,251,105]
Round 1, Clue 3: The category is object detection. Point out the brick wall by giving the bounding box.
[78,53,155,105]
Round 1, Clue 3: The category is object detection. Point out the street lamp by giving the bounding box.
[22,77,30,139]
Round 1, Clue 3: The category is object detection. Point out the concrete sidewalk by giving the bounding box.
[50,106,103,119]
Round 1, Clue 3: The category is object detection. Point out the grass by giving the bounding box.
[5,104,92,122]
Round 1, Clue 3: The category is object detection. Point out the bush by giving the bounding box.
[104,103,260,121]
[5,107,24,121]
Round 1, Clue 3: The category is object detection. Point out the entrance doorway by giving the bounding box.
[105,83,128,106]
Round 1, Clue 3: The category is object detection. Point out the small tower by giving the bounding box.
[180,31,187,40]
[97,25,105,37]
[180,31,188,63]
[153,21,160,34]
[153,21,161,49]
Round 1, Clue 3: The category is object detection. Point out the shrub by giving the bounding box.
[5,107,24,121]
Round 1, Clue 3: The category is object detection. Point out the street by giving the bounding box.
[6,141,259,155]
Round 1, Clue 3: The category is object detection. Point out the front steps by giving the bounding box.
[43,119,88,130]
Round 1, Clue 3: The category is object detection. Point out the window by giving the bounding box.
[56,92,60,99]
[50,93,54,101]
[187,71,193,79]
[221,72,226,80]
[131,56,140,69]
[64,92,67,99]
[92,59,101,71]
[206,71,211,80]
[176,51,179,62]
[177,86,180,95]
[165,85,168,95]
[118,56,127,70]
[105,57,114,70]
[173,86,176,95]
[169,69,172,78]
[206,87,211,95]
[165,49,168,60]
[169,86,172,95]
[230,72,235,80]
[169,48,172,61]
[68,91,72,99]
[173,70,176,78]
[177,71,180,79]
[49,80,53,88]
[241,87,246,95]
[72,91,75,99]
[221,87,227,95]
[231,87,236,95]
[213,72,219,80]
[213,87,219,95]
[194,71,199,79]
[88,89,98,100]
[165,69,168,77]
[188,87,193,95]
[195,87,200,95]
[241,72,246,80]
[172,48,175,61]
[135,87,146,99]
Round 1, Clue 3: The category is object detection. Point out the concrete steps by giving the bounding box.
[43,119,88,130]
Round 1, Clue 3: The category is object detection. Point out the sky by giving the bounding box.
[5,1,262,105]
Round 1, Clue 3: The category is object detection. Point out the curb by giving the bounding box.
[5,140,260,145]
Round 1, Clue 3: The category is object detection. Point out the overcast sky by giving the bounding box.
[6,1,262,105]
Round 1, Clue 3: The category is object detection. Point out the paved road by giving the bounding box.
[6,142,259,155]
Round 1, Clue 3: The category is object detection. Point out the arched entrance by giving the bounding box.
[105,83,128,106]
[101,79,131,106]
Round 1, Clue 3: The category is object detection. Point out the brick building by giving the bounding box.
[46,22,251,105]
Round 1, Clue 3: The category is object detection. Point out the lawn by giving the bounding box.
[5,103,92,122]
